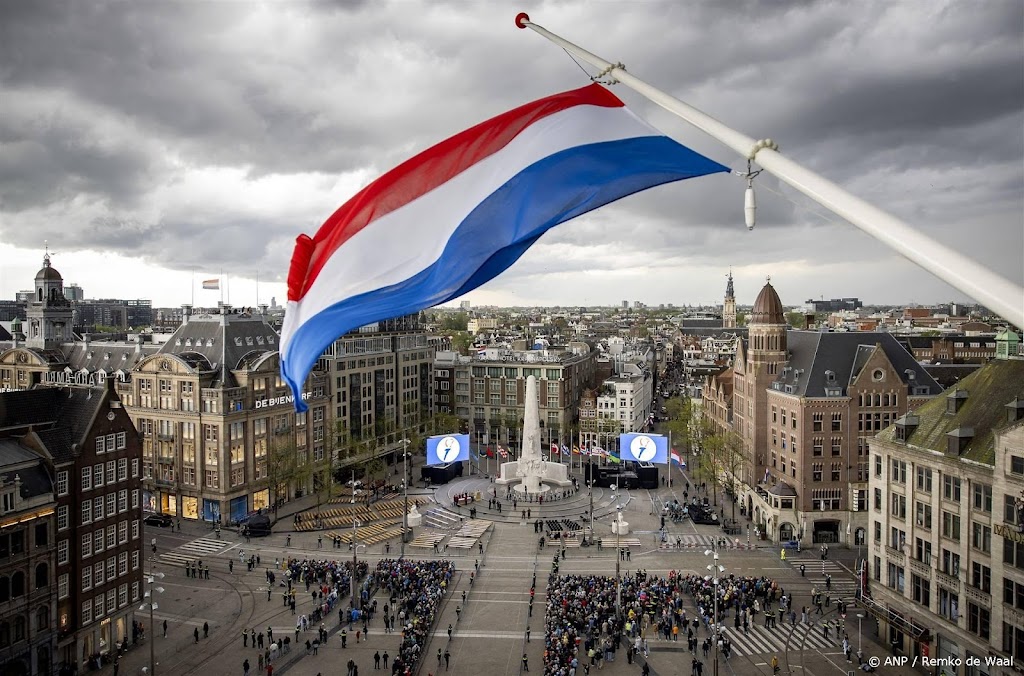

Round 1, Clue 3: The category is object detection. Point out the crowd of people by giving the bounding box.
[374,558,455,675]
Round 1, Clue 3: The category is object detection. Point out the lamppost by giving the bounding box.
[400,437,410,558]
[614,503,623,617]
[704,546,724,676]
[857,612,865,656]
[351,518,366,609]
[140,545,165,675]
[587,481,594,538]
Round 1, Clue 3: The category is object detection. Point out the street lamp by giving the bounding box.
[704,546,724,676]
[586,481,594,540]
[615,504,622,617]
[350,518,366,609]
[139,571,165,674]
[857,612,865,656]
[400,437,410,559]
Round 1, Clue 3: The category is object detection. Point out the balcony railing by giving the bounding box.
[884,546,906,564]
[935,570,959,590]
[963,584,991,607]
[909,558,931,576]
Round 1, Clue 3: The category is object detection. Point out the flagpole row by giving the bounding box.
[516,14,1024,328]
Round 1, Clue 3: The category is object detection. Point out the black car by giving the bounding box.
[144,513,173,528]
[690,509,719,525]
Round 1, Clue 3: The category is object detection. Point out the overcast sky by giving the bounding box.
[1,0,1021,312]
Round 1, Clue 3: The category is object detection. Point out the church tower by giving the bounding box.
[26,250,74,350]
[734,278,789,488]
[723,270,737,328]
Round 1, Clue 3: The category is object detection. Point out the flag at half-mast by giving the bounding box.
[202,279,220,290]
[279,83,728,410]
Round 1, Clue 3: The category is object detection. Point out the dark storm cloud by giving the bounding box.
[0,0,1020,303]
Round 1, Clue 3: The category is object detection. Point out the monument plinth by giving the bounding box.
[495,375,571,495]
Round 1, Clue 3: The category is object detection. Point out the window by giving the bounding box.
[81,467,92,491]
[941,548,960,576]
[82,567,92,592]
[1012,456,1024,475]
[874,454,882,477]
[131,490,139,509]
[58,574,68,600]
[93,500,103,522]
[118,490,127,513]
[891,493,907,519]
[131,520,139,540]
[131,581,140,602]
[118,552,128,576]
[94,593,104,619]
[831,462,841,481]
[1005,538,1024,571]
[118,583,127,608]
[93,464,103,488]
[106,494,116,518]
[891,459,907,484]
[970,562,991,593]
[106,525,115,550]
[81,600,92,626]
[116,431,126,450]
[1004,578,1024,610]
[832,412,842,431]
[813,412,823,432]
[106,460,115,485]
[117,458,127,482]
[1004,622,1024,661]
[57,506,68,531]
[967,602,990,639]
[94,562,103,586]
[916,467,932,493]
[943,476,961,502]
[972,522,991,553]
[812,464,823,482]
[890,527,906,550]
[131,459,139,477]
[938,588,959,622]
[972,484,992,513]
[81,500,92,525]
[82,533,92,559]
[131,550,140,570]
[941,511,961,541]
[915,501,932,529]
[911,574,930,607]
[874,488,882,510]
[95,436,104,454]
[874,521,882,543]
[914,537,932,565]
[57,540,68,565]
[106,557,115,581]
[56,471,68,497]
[94,530,103,554]
[118,521,127,545]
[812,438,823,456]
[886,562,905,592]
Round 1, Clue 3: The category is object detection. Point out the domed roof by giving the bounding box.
[750,280,785,325]
[35,253,62,282]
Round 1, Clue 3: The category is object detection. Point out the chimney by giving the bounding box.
[258,304,268,316]
[804,313,815,330]
[946,389,969,415]
[1007,399,1024,424]
[181,304,192,325]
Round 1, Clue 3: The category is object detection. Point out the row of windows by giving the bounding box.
[0,564,48,601]
[81,549,140,592]
[81,490,138,526]
[0,608,49,647]
[95,432,128,454]
[82,458,135,491]
[80,582,139,625]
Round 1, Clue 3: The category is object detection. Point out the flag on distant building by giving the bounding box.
[485,447,494,458]
[592,446,605,458]
[498,446,509,459]
[278,83,729,411]
[572,446,581,455]
[607,453,621,464]
[561,444,570,456]
[671,450,682,465]
[763,468,771,484]
[551,443,559,455]
[202,279,220,290]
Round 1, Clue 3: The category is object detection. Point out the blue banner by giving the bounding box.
[426,434,470,465]
[619,433,668,464]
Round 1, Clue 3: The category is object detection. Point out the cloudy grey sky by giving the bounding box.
[1,0,1021,311]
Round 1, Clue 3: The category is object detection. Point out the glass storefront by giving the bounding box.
[936,634,959,675]
[253,489,269,512]
[965,651,990,676]
[182,496,199,520]
[229,496,248,524]
[160,494,177,515]
[202,499,221,523]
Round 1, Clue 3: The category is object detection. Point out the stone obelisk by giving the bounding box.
[516,375,544,493]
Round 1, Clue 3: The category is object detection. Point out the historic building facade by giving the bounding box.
[868,357,1024,672]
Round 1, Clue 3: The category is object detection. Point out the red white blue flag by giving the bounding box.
[280,84,728,409]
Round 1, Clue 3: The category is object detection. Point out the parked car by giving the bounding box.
[144,513,173,528]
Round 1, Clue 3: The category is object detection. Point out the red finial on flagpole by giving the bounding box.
[515,12,530,28]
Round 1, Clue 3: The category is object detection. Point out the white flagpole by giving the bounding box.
[515,14,1024,329]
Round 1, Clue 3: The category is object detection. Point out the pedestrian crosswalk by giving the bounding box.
[658,534,753,550]
[784,557,860,598]
[159,537,232,566]
[716,619,847,657]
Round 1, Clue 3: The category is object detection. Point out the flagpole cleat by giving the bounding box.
[515,12,530,29]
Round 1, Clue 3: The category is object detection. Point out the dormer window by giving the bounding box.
[894,414,919,442]
[1,489,16,514]
[946,427,974,455]
[946,389,968,415]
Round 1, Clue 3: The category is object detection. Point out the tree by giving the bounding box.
[662,396,696,456]
[735,312,747,327]
[450,331,474,355]
[257,435,302,516]
[440,312,469,332]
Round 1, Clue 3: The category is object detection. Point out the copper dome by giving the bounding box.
[750,281,785,325]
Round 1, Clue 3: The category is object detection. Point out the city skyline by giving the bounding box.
[1,1,1021,310]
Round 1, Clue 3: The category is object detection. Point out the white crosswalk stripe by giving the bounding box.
[659,534,751,550]
[723,620,844,657]
[159,537,231,565]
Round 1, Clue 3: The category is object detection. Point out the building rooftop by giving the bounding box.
[876,359,1024,464]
